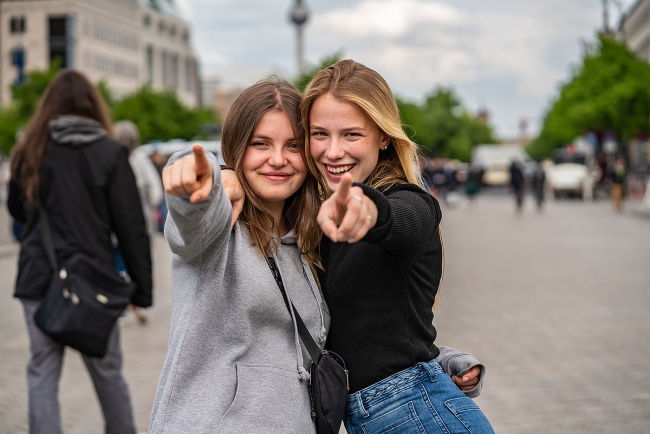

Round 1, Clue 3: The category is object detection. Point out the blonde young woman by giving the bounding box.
[149,78,328,433]
[302,60,495,433]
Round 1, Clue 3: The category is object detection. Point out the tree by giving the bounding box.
[529,34,650,158]
[0,62,60,155]
[111,86,216,144]
[397,87,496,161]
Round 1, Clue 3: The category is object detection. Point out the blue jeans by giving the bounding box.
[344,359,494,434]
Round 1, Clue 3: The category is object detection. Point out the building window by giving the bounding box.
[170,54,178,89]
[161,50,167,86]
[10,16,26,34]
[49,16,70,67]
[185,58,194,92]
[143,15,150,27]
[146,45,154,83]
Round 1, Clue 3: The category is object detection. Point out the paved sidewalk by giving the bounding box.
[0,233,172,434]
[1,195,649,433]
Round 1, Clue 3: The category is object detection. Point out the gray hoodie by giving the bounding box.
[149,150,328,433]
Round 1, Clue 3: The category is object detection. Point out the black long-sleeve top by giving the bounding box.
[318,182,443,393]
[8,136,153,307]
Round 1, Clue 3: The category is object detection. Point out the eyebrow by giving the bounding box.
[250,134,297,142]
[309,125,366,133]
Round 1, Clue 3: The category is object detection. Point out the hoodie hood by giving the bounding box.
[50,115,108,146]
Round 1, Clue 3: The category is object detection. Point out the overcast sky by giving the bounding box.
[176,0,636,140]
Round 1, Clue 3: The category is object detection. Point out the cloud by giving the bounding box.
[316,0,462,39]
[184,0,635,138]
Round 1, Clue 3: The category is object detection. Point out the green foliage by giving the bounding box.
[0,62,60,155]
[530,34,650,158]
[111,86,215,144]
[0,106,22,155]
[293,51,344,93]
[97,81,116,109]
[397,87,497,161]
[10,62,60,120]
[0,60,216,153]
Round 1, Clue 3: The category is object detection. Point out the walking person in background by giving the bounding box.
[7,69,152,434]
[531,161,547,212]
[610,155,627,212]
[300,59,494,433]
[465,163,483,205]
[509,159,525,213]
[114,120,163,237]
[114,120,162,323]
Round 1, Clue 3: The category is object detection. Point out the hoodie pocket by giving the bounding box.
[219,364,314,433]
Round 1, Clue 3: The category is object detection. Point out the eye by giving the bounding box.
[249,141,268,147]
[344,132,361,138]
[311,131,327,137]
[287,142,299,149]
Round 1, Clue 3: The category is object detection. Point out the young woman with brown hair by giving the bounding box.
[149,77,328,433]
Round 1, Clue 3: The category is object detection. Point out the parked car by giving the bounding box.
[471,144,533,186]
[546,149,595,200]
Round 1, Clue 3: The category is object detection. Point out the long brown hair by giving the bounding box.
[221,77,321,266]
[11,69,113,205]
[300,59,423,196]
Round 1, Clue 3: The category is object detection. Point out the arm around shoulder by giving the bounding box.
[436,345,486,398]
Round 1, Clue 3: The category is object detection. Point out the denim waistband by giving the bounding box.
[346,359,443,415]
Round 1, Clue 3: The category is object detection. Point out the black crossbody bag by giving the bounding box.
[267,257,349,434]
[33,165,136,358]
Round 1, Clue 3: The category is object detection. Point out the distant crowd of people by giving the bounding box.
[420,152,633,214]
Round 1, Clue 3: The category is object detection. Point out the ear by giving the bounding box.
[379,133,390,150]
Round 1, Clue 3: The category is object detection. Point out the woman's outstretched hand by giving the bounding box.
[317,174,377,243]
[162,144,213,203]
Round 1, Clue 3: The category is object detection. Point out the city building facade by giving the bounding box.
[618,0,650,171]
[618,0,650,63]
[0,0,199,106]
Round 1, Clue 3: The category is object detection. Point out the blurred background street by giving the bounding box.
[1,192,649,433]
[2,0,650,432]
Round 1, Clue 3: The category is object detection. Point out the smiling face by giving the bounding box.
[242,110,307,215]
[308,93,389,191]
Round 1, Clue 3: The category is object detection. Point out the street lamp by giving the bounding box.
[289,0,309,75]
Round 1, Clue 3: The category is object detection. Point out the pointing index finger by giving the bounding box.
[193,144,210,176]
[336,174,353,208]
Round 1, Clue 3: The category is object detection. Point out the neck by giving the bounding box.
[268,202,288,237]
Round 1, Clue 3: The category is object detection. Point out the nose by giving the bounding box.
[325,137,345,160]
[269,146,288,167]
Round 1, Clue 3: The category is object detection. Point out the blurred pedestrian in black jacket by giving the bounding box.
[8,69,152,434]
[509,159,525,213]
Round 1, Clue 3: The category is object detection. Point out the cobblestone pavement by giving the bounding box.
[0,194,649,433]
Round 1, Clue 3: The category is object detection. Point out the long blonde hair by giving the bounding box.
[221,77,321,266]
[301,60,444,304]
[300,59,422,195]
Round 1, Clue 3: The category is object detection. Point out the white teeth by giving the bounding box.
[327,165,353,174]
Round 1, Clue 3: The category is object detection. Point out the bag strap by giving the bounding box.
[267,257,323,365]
